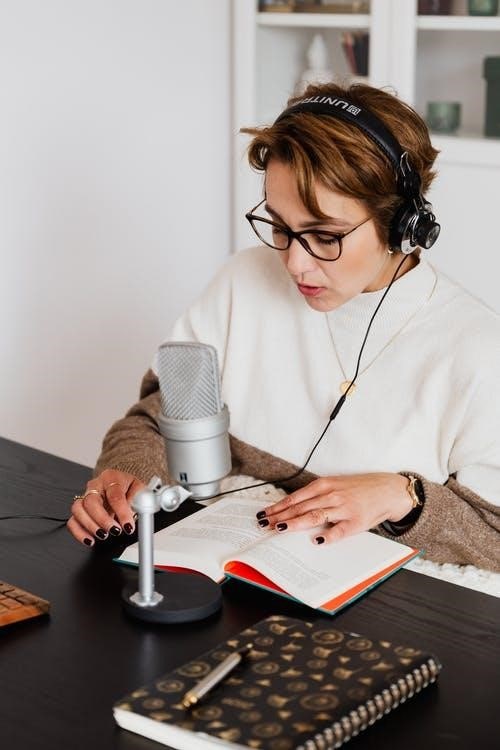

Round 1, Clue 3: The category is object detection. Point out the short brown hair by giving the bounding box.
[242,82,439,245]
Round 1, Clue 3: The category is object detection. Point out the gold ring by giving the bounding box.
[83,489,102,500]
[73,495,84,502]
[105,482,121,492]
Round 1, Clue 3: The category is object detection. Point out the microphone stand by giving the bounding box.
[121,476,222,623]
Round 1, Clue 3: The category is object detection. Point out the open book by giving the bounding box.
[116,496,419,614]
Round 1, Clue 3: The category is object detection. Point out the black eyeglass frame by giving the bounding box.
[245,198,371,262]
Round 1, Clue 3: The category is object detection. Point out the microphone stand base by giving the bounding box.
[122,573,222,624]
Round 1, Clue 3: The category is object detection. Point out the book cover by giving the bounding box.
[113,614,442,750]
[115,496,419,614]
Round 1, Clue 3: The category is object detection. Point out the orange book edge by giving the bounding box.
[224,548,418,612]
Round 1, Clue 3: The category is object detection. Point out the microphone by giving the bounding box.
[121,342,230,624]
[157,342,231,500]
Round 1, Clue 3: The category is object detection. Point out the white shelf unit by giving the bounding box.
[231,0,500,311]
[417,14,500,30]
[257,11,371,27]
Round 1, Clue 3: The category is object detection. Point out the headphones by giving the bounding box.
[274,96,441,254]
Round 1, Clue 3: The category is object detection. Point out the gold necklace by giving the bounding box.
[325,270,438,397]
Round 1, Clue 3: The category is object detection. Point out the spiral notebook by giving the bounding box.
[113,615,442,749]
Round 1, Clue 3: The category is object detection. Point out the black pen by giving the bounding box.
[182,642,253,710]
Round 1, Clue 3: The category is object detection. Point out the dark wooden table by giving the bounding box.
[1,437,498,749]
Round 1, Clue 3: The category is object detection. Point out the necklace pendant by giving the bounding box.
[340,380,356,397]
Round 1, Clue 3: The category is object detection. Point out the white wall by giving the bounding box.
[428,158,500,313]
[0,0,231,467]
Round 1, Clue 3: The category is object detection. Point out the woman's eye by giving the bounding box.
[313,233,339,246]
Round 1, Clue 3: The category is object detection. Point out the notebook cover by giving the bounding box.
[114,614,441,749]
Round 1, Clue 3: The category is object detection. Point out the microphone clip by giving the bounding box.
[132,476,192,516]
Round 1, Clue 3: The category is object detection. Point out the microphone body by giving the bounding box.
[157,342,231,499]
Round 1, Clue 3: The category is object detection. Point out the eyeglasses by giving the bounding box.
[245,199,372,262]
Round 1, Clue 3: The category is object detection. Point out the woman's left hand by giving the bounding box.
[258,473,413,544]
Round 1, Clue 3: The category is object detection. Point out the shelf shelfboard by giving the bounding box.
[432,134,500,166]
[417,15,500,31]
[257,12,370,28]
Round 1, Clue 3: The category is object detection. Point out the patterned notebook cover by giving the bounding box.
[114,615,442,750]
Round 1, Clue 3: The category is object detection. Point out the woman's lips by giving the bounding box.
[297,283,324,297]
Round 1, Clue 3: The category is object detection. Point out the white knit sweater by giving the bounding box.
[155,246,500,507]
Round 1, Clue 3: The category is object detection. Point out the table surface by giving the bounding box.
[1,436,499,750]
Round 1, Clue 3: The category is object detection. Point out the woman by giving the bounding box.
[67,82,500,571]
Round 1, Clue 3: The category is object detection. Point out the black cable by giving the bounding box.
[202,253,409,501]
[1,254,409,520]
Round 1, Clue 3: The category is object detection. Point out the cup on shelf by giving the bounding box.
[426,101,461,134]
[467,0,499,15]
[418,0,452,13]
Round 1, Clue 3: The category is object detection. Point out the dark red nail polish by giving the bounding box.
[258,518,269,528]
[256,510,267,519]
[83,537,93,547]
[276,522,288,531]
[123,523,134,535]
[95,528,108,540]
[315,536,325,544]
[109,525,122,536]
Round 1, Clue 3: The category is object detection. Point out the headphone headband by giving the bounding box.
[275,96,404,172]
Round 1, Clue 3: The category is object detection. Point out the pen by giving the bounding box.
[182,642,253,710]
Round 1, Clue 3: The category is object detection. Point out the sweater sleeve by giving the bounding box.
[377,472,500,572]
[93,369,171,485]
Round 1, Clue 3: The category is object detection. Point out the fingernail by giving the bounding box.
[123,523,134,535]
[276,522,288,532]
[83,537,93,547]
[95,528,108,540]
[315,536,325,545]
[258,518,269,528]
[256,510,267,519]
[109,525,122,536]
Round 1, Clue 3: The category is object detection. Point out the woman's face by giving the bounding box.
[264,159,409,313]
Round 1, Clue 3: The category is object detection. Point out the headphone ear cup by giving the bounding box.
[389,200,441,253]
[389,201,415,254]
[414,212,441,249]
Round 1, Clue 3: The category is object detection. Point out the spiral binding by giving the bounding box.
[296,657,441,750]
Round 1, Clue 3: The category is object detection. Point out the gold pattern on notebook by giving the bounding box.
[113,615,442,750]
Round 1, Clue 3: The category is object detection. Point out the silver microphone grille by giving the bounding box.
[158,342,223,420]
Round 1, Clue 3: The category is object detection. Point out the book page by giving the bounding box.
[117,497,266,583]
[228,530,416,609]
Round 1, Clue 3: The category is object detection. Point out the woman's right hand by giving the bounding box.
[67,469,146,547]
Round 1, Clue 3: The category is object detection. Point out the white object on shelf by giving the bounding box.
[298,33,335,92]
